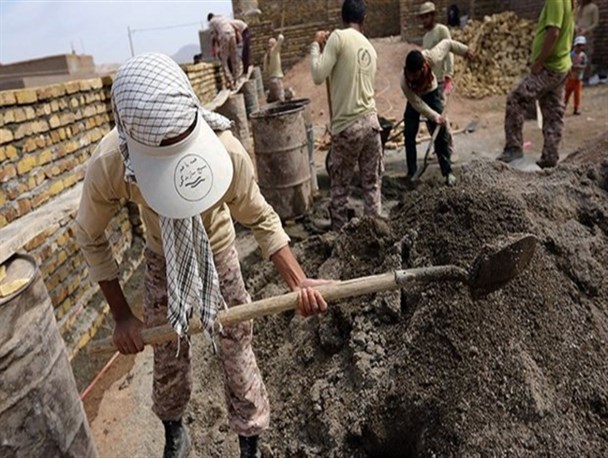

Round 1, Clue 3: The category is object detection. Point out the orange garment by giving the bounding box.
[564,77,582,110]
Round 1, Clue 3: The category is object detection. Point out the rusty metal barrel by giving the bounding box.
[250,103,313,220]
[0,254,98,458]
[241,79,259,118]
[285,98,318,193]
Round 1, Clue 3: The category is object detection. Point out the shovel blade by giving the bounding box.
[469,234,537,298]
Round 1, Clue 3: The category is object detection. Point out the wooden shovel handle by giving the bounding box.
[89,272,398,354]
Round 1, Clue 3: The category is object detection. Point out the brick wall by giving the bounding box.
[243,0,401,70]
[0,65,224,356]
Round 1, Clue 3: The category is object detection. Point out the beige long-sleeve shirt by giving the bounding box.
[423,24,454,81]
[576,2,600,34]
[310,28,377,135]
[75,128,290,283]
[400,39,469,121]
[209,15,235,39]
[264,34,284,79]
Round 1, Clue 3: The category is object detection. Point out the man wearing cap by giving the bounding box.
[208,13,239,89]
[417,1,457,169]
[311,0,383,230]
[497,0,574,169]
[75,53,328,458]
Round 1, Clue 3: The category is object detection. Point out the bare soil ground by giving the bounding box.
[81,37,608,457]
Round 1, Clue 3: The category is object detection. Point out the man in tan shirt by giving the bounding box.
[264,33,285,102]
[75,53,328,458]
[311,0,382,230]
[576,0,600,79]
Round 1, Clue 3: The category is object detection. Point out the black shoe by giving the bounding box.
[536,158,558,169]
[163,420,190,458]
[497,148,524,163]
[239,435,260,458]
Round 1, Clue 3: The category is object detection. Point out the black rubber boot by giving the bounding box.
[162,419,190,458]
[238,435,260,458]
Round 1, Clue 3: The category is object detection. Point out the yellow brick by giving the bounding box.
[3,109,15,124]
[0,91,17,106]
[17,155,36,175]
[69,97,79,109]
[50,100,60,112]
[37,149,53,165]
[49,180,64,196]
[0,215,7,228]
[48,115,60,129]
[78,80,91,91]
[90,78,103,90]
[14,89,37,104]
[0,189,5,206]
[0,128,13,145]
[65,81,80,94]
[0,144,17,161]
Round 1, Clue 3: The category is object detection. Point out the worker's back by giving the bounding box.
[328,28,377,134]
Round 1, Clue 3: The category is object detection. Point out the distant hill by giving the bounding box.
[171,44,201,64]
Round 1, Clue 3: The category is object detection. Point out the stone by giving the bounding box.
[14,89,38,105]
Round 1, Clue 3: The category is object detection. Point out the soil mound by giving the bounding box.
[242,161,608,456]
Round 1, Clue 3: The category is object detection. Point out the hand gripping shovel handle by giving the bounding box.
[89,266,467,355]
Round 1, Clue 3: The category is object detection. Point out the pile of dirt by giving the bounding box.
[452,12,535,98]
[223,160,608,456]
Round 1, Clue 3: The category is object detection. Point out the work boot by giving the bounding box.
[445,173,457,187]
[536,157,558,169]
[163,420,190,458]
[496,148,523,163]
[239,435,261,458]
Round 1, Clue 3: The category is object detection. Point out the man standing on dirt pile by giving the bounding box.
[208,12,239,89]
[418,1,457,160]
[497,0,574,169]
[400,39,474,186]
[310,0,383,231]
[75,53,329,458]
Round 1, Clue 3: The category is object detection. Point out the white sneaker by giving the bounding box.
[446,174,457,187]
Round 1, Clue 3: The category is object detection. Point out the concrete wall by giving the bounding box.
[0,62,225,357]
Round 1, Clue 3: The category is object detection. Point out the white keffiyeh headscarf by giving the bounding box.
[111,53,232,340]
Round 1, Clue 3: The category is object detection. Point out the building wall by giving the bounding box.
[0,62,224,356]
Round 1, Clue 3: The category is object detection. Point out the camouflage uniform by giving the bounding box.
[219,32,239,86]
[504,68,568,164]
[144,245,269,436]
[328,112,383,230]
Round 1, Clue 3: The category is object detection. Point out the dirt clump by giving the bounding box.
[213,160,608,457]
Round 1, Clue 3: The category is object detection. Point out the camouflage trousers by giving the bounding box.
[144,245,269,436]
[329,112,383,230]
[266,77,285,103]
[504,68,567,163]
[219,32,239,86]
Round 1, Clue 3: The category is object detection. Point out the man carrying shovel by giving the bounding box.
[400,39,474,186]
[310,0,383,231]
[75,53,328,458]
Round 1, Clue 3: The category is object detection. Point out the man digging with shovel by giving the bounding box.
[400,38,474,186]
[75,53,329,458]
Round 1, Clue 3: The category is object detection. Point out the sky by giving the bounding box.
[0,0,233,66]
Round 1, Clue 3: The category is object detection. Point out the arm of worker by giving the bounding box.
[400,72,442,123]
[310,31,339,85]
[220,132,329,316]
[426,39,471,68]
[74,154,145,354]
[440,28,455,92]
[274,33,285,53]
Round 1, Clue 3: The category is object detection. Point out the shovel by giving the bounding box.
[89,234,537,354]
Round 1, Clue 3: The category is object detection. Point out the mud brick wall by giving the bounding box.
[181,61,225,104]
[0,80,111,227]
[244,0,400,71]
